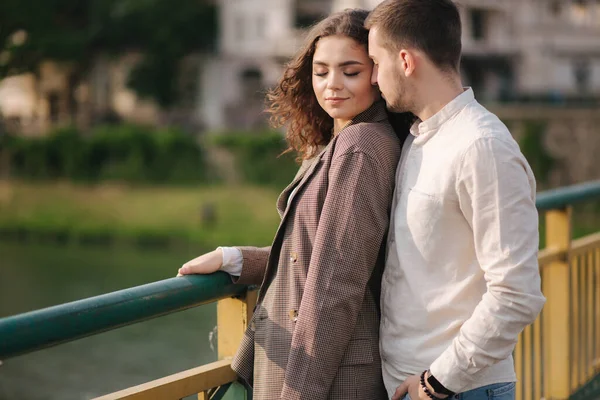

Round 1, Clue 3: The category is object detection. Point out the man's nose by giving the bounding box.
[371,65,379,86]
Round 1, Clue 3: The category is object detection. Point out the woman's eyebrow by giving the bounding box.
[312,60,364,67]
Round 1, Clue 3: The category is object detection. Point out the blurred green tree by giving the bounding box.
[0,0,216,108]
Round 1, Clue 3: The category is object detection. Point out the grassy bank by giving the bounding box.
[0,180,598,250]
[0,180,281,249]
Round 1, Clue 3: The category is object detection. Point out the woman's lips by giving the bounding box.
[325,97,349,105]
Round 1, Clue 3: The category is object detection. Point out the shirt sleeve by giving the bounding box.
[429,136,546,393]
[217,246,243,277]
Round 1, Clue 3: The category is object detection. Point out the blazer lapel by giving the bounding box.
[276,144,328,217]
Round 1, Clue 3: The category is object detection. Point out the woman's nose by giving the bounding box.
[326,71,344,90]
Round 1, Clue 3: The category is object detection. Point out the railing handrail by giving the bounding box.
[2,180,600,361]
[536,180,600,211]
[0,272,247,360]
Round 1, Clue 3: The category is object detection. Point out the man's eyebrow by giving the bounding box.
[313,60,365,67]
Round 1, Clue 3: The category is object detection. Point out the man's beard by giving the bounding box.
[384,73,412,113]
[384,89,410,113]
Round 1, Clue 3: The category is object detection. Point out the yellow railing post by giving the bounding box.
[199,289,257,399]
[543,207,572,400]
[217,290,258,359]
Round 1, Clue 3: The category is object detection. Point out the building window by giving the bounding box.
[470,9,486,40]
[573,60,591,92]
[549,1,562,17]
[294,1,326,28]
[240,68,264,101]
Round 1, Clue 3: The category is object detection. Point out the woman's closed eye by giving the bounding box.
[313,71,361,77]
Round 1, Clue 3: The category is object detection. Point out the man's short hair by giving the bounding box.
[365,0,462,72]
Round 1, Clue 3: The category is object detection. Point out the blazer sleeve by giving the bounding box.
[232,246,271,285]
[280,148,396,400]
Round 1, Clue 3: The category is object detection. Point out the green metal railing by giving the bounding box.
[536,180,600,211]
[0,272,247,360]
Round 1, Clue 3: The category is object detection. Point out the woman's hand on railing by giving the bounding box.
[177,248,223,276]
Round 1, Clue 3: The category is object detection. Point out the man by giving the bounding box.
[365,1,546,399]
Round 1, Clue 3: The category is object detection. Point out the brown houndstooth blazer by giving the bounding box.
[231,101,402,400]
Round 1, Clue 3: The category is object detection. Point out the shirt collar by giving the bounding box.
[410,87,475,139]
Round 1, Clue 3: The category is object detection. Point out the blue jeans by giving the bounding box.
[403,382,516,400]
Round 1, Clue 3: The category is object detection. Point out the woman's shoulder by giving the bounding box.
[333,120,401,163]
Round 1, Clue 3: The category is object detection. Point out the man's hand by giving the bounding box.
[392,373,450,400]
[177,248,223,276]
[391,374,421,400]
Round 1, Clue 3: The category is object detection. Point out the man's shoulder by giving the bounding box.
[450,101,517,151]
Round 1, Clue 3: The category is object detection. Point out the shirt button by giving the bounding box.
[289,309,298,322]
[290,251,298,263]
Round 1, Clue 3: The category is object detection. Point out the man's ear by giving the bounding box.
[399,49,416,77]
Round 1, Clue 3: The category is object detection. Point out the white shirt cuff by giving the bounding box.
[217,246,243,277]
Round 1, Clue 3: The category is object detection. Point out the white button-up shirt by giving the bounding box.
[381,88,546,396]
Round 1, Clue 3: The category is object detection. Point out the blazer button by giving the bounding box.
[290,252,298,263]
[289,309,298,322]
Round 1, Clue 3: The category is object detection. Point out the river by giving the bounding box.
[0,242,219,400]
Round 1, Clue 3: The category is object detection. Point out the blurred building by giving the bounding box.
[2,0,600,133]
[459,0,600,103]
[201,0,600,129]
[0,55,166,136]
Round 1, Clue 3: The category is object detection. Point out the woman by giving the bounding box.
[178,9,410,400]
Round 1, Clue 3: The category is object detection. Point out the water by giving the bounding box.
[0,242,219,400]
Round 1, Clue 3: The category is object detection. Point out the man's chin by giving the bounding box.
[384,101,405,113]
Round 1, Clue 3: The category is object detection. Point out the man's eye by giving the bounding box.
[314,72,327,77]
[344,72,360,77]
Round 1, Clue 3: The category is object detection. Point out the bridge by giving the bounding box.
[1,180,600,400]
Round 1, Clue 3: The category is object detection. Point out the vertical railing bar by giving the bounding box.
[582,253,588,384]
[580,252,585,388]
[596,247,600,375]
[580,253,586,387]
[542,207,571,399]
[576,253,582,388]
[570,253,576,391]
[521,330,526,400]
[534,314,542,400]
[530,320,535,400]
[585,251,595,382]
[540,307,545,400]
[524,324,532,400]
[515,333,522,400]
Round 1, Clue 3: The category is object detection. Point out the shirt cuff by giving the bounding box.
[217,246,243,276]
[429,348,474,394]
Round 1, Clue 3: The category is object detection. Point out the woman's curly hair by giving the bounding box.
[266,9,371,161]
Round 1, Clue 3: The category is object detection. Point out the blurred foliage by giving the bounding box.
[518,121,556,187]
[0,124,208,184]
[212,131,299,189]
[0,0,217,106]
